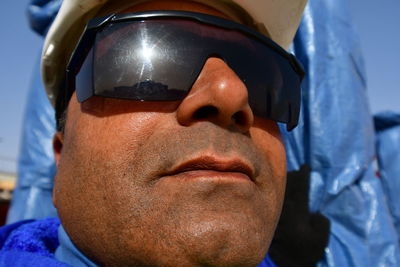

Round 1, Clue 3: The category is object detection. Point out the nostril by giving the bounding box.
[193,105,219,120]
[232,111,247,126]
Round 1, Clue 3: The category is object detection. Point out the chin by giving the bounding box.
[115,213,272,267]
[172,216,271,267]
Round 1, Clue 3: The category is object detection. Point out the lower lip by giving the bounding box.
[165,170,251,182]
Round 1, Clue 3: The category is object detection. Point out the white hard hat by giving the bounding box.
[41,0,307,108]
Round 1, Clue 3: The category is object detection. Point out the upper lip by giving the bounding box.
[163,155,255,181]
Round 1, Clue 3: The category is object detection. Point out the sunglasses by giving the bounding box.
[65,11,304,130]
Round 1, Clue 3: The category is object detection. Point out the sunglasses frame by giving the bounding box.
[65,10,305,129]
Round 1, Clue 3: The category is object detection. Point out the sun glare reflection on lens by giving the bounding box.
[139,40,155,61]
[137,26,156,79]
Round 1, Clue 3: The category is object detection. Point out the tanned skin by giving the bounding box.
[53,1,287,266]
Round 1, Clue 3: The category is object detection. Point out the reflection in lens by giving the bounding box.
[139,40,155,61]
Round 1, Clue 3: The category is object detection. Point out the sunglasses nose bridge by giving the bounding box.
[205,52,227,62]
[176,57,254,132]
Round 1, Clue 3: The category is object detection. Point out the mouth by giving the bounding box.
[162,155,255,182]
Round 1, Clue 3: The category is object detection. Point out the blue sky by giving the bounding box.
[349,0,400,114]
[0,0,42,173]
[0,0,399,173]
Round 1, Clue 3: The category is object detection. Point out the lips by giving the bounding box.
[162,155,255,181]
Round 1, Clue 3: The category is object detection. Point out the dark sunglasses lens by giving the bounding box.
[74,18,301,128]
[194,24,301,129]
[91,20,205,101]
[228,42,301,129]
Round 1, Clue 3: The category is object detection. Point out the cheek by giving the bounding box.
[56,103,180,261]
[67,108,169,159]
[250,118,286,192]
[63,96,181,158]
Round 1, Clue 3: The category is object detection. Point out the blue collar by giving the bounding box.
[55,225,98,267]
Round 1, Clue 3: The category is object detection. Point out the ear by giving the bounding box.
[53,132,64,167]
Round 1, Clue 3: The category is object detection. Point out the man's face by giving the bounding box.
[53,1,287,266]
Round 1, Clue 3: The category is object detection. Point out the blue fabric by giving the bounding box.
[374,112,400,239]
[0,221,35,247]
[257,255,277,267]
[28,0,62,36]
[7,54,58,224]
[7,0,60,226]
[0,218,70,266]
[0,251,69,267]
[55,225,98,267]
[281,0,400,265]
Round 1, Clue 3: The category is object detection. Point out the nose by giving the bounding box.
[176,58,254,133]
